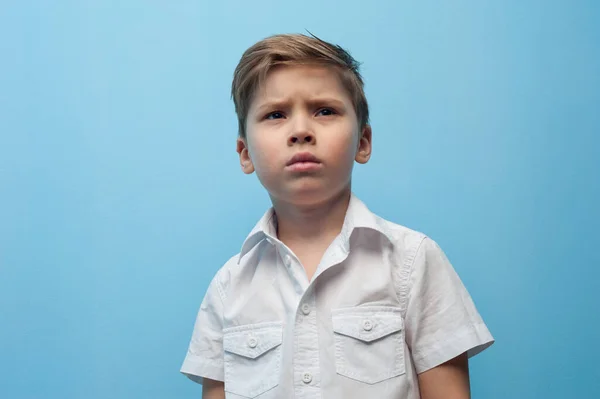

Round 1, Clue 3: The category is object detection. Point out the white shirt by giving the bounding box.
[181,194,494,398]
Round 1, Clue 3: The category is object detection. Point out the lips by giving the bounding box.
[285,152,322,172]
[286,152,321,166]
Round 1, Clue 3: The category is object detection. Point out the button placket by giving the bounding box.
[293,293,319,396]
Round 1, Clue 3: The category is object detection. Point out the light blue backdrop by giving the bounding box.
[1,1,599,398]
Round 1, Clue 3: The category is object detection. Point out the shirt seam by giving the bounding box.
[398,235,427,319]
[215,268,227,304]
[213,268,227,335]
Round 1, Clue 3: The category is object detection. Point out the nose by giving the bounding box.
[288,117,316,146]
[288,131,315,145]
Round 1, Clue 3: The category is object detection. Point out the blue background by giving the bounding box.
[1,1,599,398]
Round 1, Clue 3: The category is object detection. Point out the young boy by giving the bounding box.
[181,33,494,399]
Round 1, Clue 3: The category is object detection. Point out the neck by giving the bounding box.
[271,187,351,246]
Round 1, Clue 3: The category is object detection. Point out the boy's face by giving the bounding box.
[237,65,371,206]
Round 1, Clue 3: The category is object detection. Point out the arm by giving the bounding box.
[417,352,470,399]
[202,378,225,399]
[402,238,494,396]
[181,267,231,394]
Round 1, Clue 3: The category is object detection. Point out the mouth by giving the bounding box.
[285,152,322,172]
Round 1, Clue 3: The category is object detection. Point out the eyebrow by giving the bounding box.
[254,98,347,115]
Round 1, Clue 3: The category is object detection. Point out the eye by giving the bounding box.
[317,108,336,116]
[265,111,285,120]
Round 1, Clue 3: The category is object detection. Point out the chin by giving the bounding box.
[274,183,348,206]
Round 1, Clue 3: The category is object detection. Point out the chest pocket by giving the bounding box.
[223,322,283,398]
[332,306,405,384]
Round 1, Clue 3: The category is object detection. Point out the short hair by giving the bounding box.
[231,33,369,138]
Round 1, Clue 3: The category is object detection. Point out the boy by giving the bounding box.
[181,33,494,399]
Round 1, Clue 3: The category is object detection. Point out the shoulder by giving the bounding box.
[372,215,451,309]
[374,214,430,257]
[209,236,275,302]
[378,216,452,273]
[205,253,240,303]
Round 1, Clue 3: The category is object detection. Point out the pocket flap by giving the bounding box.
[223,322,283,359]
[332,306,403,343]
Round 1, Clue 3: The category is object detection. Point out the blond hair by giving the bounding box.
[231,33,369,138]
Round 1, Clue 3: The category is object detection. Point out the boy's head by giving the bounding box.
[233,34,372,206]
[232,33,370,139]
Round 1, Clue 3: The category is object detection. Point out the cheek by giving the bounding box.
[328,130,360,162]
[248,138,279,174]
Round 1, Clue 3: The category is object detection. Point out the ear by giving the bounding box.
[355,124,372,164]
[236,137,255,174]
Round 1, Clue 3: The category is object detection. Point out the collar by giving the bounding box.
[237,193,394,264]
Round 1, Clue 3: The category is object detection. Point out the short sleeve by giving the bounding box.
[404,237,494,374]
[180,270,227,383]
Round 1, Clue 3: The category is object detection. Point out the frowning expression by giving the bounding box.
[237,64,371,205]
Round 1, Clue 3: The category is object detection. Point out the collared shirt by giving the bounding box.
[181,194,494,398]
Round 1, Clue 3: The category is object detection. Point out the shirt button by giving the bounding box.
[301,303,311,315]
[302,372,313,384]
[363,319,373,331]
[247,336,258,348]
[284,254,292,267]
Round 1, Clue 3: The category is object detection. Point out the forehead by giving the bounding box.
[250,64,351,107]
